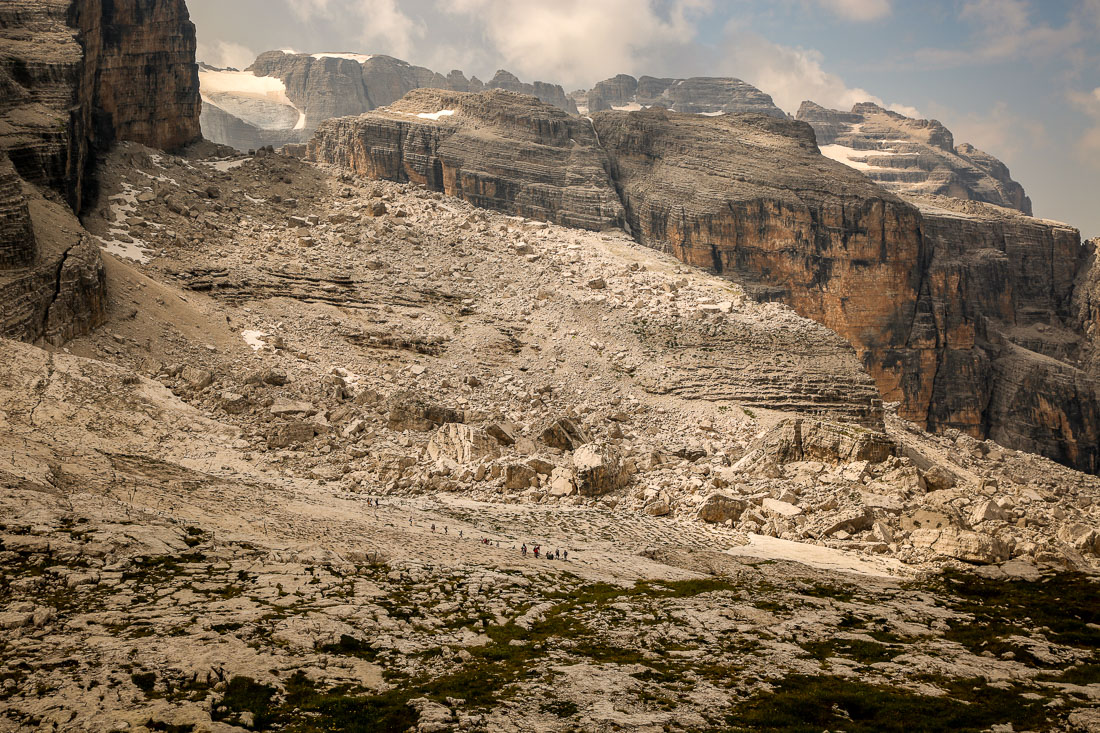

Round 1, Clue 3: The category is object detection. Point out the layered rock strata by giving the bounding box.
[797,101,1032,214]
[0,155,36,270]
[308,89,625,231]
[0,0,200,345]
[311,91,1100,472]
[581,74,786,118]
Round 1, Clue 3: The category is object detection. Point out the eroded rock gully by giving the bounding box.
[309,92,1100,473]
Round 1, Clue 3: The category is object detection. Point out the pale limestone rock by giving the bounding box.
[427,424,500,468]
[697,494,747,524]
[573,443,631,496]
[910,528,1010,564]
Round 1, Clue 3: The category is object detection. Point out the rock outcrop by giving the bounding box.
[0,155,36,270]
[796,101,1032,214]
[581,74,786,118]
[484,70,577,114]
[308,89,625,231]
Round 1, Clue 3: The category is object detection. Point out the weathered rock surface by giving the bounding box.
[0,154,36,270]
[484,70,577,114]
[797,101,1031,214]
[572,443,631,496]
[740,418,897,467]
[308,89,625,231]
[582,74,786,118]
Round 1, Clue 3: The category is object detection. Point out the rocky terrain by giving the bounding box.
[0,139,1097,731]
[1,2,1099,731]
[577,74,786,118]
[797,101,1032,214]
[308,91,1100,476]
[199,51,577,152]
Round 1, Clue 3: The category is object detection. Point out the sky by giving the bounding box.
[189,0,1100,237]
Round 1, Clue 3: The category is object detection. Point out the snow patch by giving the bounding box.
[241,331,268,351]
[311,52,375,64]
[611,102,644,112]
[699,111,725,117]
[206,158,248,172]
[819,144,898,172]
[199,68,305,131]
[726,534,911,578]
[96,182,154,264]
[415,109,455,121]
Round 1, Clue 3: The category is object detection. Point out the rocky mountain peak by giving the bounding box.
[797,100,1029,213]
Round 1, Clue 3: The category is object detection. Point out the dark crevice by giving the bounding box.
[42,244,75,340]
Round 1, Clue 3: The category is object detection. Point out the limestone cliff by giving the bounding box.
[797,101,1032,214]
[0,0,200,345]
[308,89,624,231]
[203,50,575,151]
[581,74,786,118]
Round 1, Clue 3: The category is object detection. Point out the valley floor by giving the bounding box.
[1,144,1098,732]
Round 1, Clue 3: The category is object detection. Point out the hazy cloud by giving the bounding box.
[439,0,712,89]
[722,25,913,115]
[813,0,892,22]
[282,0,424,59]
[196,39,256,70]
[914,0,1085,68]
[1069,87,1100,165]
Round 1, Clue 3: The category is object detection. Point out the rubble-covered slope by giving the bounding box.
[311,91,1100,474]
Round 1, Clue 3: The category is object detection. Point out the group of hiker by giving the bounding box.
[521,544,566,561]
[389,498,571,563]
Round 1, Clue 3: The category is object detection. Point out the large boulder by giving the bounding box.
[538,417,592,452]
[572,443,631,497]
[697,494,748,524]
[426,424,500,468]
[909,528,1010,565]
[736,418,896,469]
[387,391,465,432]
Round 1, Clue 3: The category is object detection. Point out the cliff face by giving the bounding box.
[582,74,786,118]
[797,101,1032,215]
[310,91,1100,472]
[0,0,200,212]
[308,89,625,231]
[0,0,200,346]
[589,108,928,414]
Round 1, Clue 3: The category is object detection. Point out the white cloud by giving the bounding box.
[283,0,424,59]
[813,0,891,22]
[722,27,892,114]
[439,0,712,90]
[196,40,257,70]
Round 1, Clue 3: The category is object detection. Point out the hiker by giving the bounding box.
[522,544,527,556]
[563,550,568,561]
[431,523,436,533]
[534,546,540,559]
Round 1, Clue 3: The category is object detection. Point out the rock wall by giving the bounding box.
[0,0,200,346]
[0,0,200,213]
[309,89,625,231]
